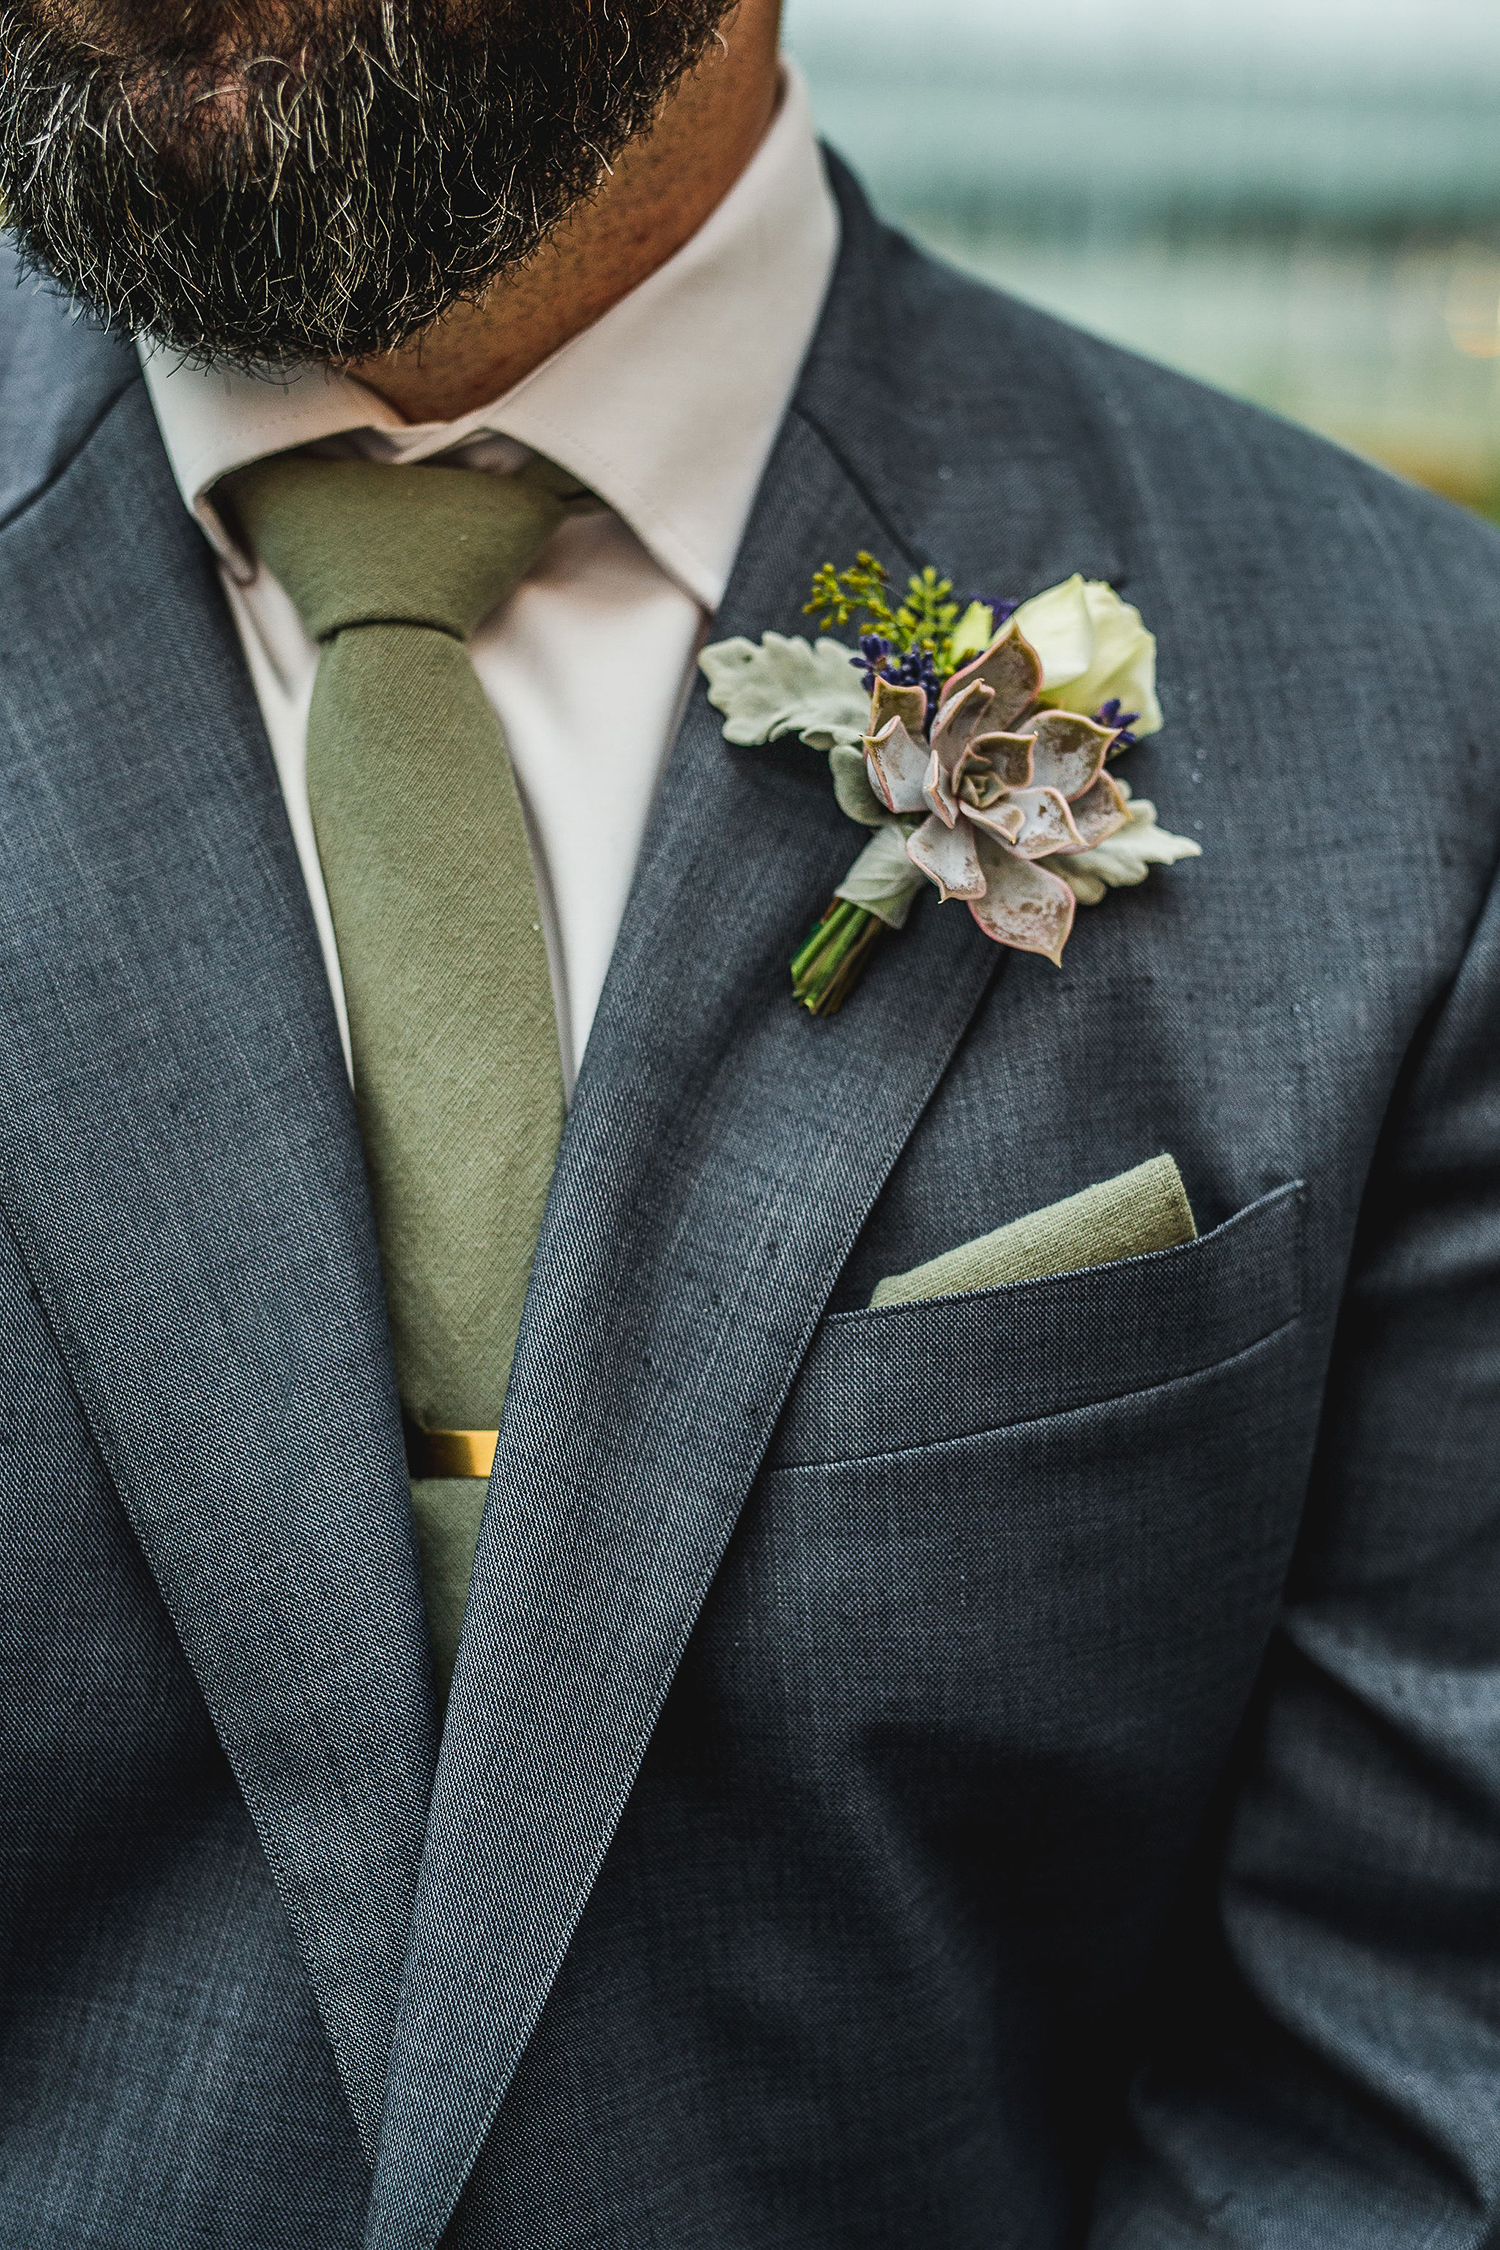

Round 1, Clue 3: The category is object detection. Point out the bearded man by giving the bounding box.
[0,0,1497,2244]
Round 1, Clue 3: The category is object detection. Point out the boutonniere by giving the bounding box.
[700,556,1201,1014]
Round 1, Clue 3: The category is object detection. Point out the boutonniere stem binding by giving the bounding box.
[701,555,1200,1013]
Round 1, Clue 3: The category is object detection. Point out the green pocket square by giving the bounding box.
[869,1154,1197,1309]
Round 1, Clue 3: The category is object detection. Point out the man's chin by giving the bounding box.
[0,0,733,365]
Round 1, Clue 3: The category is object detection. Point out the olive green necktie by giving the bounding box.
[227,452,595,1692]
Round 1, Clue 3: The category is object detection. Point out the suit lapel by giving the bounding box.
[0,377,436,2159]
[368,162,1122,2248]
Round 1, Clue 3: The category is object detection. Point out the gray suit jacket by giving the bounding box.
[2,159,1499,2250]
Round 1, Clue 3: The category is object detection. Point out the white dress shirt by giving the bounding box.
[143,63,838,1090]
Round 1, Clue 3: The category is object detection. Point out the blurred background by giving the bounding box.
[783,0,1500,523]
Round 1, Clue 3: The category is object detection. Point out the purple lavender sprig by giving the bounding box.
[966,592,1020,629]
[854,635,944,729]
[1096,696,1140,750]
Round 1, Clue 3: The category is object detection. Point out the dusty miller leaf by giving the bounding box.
[834,823,926,929]
[829,743,891,827]
[1052,796,1202,906]
[699,632,869,751]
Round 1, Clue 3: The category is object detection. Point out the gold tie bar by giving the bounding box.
[403,1419,499,1479]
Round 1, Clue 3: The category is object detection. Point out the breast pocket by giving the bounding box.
[695,1182,1314,1955]
[766,1180,1305,1470]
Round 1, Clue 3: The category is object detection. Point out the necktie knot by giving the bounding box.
[224,451,593,643]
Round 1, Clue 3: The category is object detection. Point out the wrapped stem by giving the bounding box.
[790,898,886,1016]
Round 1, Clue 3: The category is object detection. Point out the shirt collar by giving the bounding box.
[141,60,838,612]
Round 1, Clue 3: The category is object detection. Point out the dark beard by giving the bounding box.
[0,0,735,366]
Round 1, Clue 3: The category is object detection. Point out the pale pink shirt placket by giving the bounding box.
[142,64,839,1091]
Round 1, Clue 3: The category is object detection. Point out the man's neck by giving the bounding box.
[345,0,783,426]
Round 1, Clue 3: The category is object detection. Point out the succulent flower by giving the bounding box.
[861,616,1131,965]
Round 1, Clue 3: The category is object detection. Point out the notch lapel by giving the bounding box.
[368,158,1124,2244]
[0,378,436,2159]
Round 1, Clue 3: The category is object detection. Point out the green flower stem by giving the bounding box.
[791,898,886,1016]
[790,897,858,983]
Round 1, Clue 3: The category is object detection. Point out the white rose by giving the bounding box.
[1010,574,1162,737]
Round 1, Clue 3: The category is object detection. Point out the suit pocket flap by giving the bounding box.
[769,1180,1305,1469]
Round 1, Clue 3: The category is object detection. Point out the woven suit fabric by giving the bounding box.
[228,452,591,1685]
